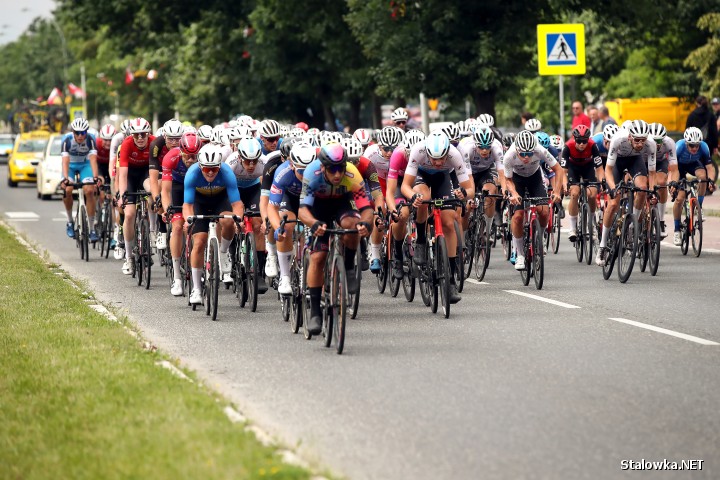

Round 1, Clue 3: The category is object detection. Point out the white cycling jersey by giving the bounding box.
[458,138,504,173]
[109,132,127,178]
[503,144,557,178]
[220,144,234,162]
[405,142,470,183]
[656,136,678,166]
[226,151,266,188]
[607,134,656,171]
[363,143,391,180]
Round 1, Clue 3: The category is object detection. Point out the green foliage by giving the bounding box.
[686,13,720,96]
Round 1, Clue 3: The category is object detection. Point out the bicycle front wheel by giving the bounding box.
[209,238,220,320]
[638,214,649,274]
[474,216,490,282]
[301,251,313,340]
[80,205,89,261]
[532,220,545,290]
[141,218,151,289]
[402,238,416,302]
[463,216,475,280]
[520,232,531,286]
[649,206,661,276]
[691,200,702,257]
[290,260,303,333]
[617,213,637,283]
[575,204,585,263]
[436,236,451,319]
[681,202,690,255]
[330,255,348,354]
[246,237,258,312]
[584,205,596,266]
[388,235,401,298]
[453,221,464,293]
[551,204,561,254]
[349,247,362,319]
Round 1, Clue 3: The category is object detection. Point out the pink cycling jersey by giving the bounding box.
[387,146,408,180]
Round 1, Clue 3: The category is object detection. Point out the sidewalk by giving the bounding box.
[663,191,720,252]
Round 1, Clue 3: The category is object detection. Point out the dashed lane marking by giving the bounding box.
[504,290,581,309]
[608,317,719,346]
[466,278,489,285]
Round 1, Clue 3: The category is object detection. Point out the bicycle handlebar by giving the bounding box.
[186,214,241,225]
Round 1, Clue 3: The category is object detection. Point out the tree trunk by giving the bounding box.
[371,93,382,129]
[323,101,337,132]
[472,90,496,118]
[348,96,361,132]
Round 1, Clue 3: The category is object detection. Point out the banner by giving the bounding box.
[47,87,62,105]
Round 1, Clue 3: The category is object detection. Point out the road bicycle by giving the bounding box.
[162,206,183,287]
[544,189,562,255]
[464,191,503,282]
[635,187,661,276]
[64,176,96,262]
[97,184,114,259]
[233,210,262,312]
[601,181,638,283]
[572,180,602,265]
[517,197,550,290]
[672,179,707,257]
[125,190,153,289]
[277,215,305,334]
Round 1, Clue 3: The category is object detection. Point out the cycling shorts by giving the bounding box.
[678,160,706,179]
[414,170,453,200]
[306,199,360,252]
[565,162,597,185]
[68,161,94,183]
[192,193,232,234]
[511,169,548,206]
[238,183,261,212]
[611,155,647,185]
[125,168,150,205]
[472,168,497,187]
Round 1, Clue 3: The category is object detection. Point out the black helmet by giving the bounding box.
[502,132,516,149]
[279,137,297,159]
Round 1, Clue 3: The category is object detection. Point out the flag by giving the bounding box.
[125,67,134,85]
[47,87,62,105]
[146,69,157,80]
[67,82,86,99]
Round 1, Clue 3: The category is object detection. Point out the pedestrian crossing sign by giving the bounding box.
[537,23,585,75]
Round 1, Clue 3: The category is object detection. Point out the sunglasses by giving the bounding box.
[242,158,260,165]
[381,145,395,153]
[201,166,219,174]
[631,137,646,143]
[395,121,406,126]
[74,131,88,136]
[575,139,588,145]
[166,136,181,142]
[477,144,492,150]
[326,164,346,174]
[687,143,700,148]
[519,151,534,158]
[263,136,280,143]
[133,132,149,139]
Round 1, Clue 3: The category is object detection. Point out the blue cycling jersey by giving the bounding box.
[61,133,97,163]
[591,133,608,155]
[257,137,283,156]
[269,160,303,206]
[675,139,711,165]
[183,163,241,204]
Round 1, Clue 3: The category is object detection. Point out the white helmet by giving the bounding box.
[197,125,213,141]
[237,115,252,126]
[99,124,116,140]
[226,126,246,142]
[70,117,90,132]
[440,123,460,142]
[260,119,281,138]
[211,129,229,146]
[390,107,408,122]
[341,138,364,163]
[549,134,563,150]
[476,113,494,127]
[183,125,197,134]
[247,119,261,135]
[524,118,542,132]
[648,123,666,142]
[684,127,703,144]
[120,119,132,135]
[128,117,151,134]
[227,120,238,128]
[425,131,451,159]
[353,128,372,147]
[303,132,321,147]
[628,119,649,139]
[289,127,306,138]
[404,129,426,153]
[514,130,537,152]
[621,120,633,130]
[197,144,224,167]
[378,126,403,148]
[320,131,343,146]
[289,142,317,169]
[163,119,184,138]
[237,137,263,161]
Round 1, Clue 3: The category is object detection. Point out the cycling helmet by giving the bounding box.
[225,126,246,142]
[154,128,164,137]
[473,125,494,147]
[353,128,372,147]
[404,129,426,153]
[378,126,403,148]
[307,127,320,136]
[99,124,116,140]
[279,137,297,159]
[260,119,281,138]
[502,132,516,149]
[183,125,197,134]
[197,144,224,167]
[70,118,90,132]
[211,129,229,145]
[304,132,321,148]
[237,115,252,126]
[628,119,649,139]
[524,118,542,132]
[197,125,213,141]
[603,124,619,142]
[535,132,551,148]
[515,130,537,152]
[550,135,563,150]
[290,142,317,169]
[163,119,184,138]
[318,142,348,166]
[390,107,409,122]
[456,120,468,137]
[572,124,591,142]
[440,123,460,143]
[288,127,305,138]
[648,123,667,142]
[321,131,343,146]
[128,117,151,134]
[180,132,202,155]
[425,131,451,159]
[684,126,703,144]
[341,138,364,164]
[295,121,309,132]
[237,137,263,161]
[477,113,495,127]
[621,120,633,130]
[120,119,132,135]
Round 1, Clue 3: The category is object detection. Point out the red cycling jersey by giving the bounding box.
[95,138,110,164]
[119,135,156,168]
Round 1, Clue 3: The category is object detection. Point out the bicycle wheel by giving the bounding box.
[502,206,512,261]
[691,200,702,257]
[290,260,303,333]
[474,216,490,282]
[463,215,475,280]
[330,255,348,354]
[436,236,451,318]
[649,206,661,276]
[141,217,151,289]
[429,242,439,314]
[99,204,109,258]
[575,204,585,263]
[135,222,143,286]
[208,238,220,320]
[532,220,544,290]
[246,236,259,312]
[401,238,416,302]
[551,205,561,254]
[617,213,637,283]
[637,214,649,273]
[602,215,618,280]
[520,232,531,286]
[417,243,432,307]
[349,247,362,319]
[80,205,90,262]
[376,235,388,293]
[388,236,401,298]
[584,205,595,266]
[182,237,191,301]
[301,252,313,340]
[453,221,464,293]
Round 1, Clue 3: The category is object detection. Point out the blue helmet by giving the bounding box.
[535,131,551,149]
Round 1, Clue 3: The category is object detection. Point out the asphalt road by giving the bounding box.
[2,166,719,480]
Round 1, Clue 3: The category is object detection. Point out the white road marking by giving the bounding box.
[661,241,720,254]
[504,290,581,309]
[466,278,489,285]
[4,211,39,219]
[53,218,69,222]
[608,317,719,346]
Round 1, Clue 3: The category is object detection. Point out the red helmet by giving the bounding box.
[295,121,309,132]
[572,124,590,141]
[180,132,202,155]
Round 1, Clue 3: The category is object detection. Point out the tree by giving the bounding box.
[686,13,720,95]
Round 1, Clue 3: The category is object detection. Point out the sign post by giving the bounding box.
[537,23,586,138]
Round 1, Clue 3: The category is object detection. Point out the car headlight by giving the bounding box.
[14,159,29,168]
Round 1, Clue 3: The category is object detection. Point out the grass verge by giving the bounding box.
[0,224,310,480]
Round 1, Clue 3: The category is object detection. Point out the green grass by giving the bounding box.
[0,225,310,480]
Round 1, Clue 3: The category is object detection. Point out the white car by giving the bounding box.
[36,134,64,200]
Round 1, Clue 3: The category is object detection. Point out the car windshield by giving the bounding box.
[17,139,48,153]
[49,137,63,156]
[0,134,14,144]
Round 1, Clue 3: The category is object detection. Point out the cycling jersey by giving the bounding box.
[387,147,408,180]
[560,138,602,167]
[161,147,190,183]
[119,135,156,169]
[148,136,170,171]
[457,138,504,173]
[300,160,372,211]
[355,156,383,201]
[675,139,711,165]
[405,143,470,183]
[503,144,557,179]
[95,138,110,164]
[656,137,677,166]
[269,160,303,206]
[260,151,283,198]
[61,133,97,163]
[257,137,283,156]
[607,135,656,172]
[109,132,126,178]
[183,162,240,204]
[226,151,265,188]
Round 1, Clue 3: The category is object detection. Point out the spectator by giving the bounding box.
[571,101,591,129]
[712,97,720,133]
[686,95,718,155]
[588,106,601,135]
[520,111,534,127]
[598,105,617,129]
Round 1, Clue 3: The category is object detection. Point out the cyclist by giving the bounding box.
[386,129,426,279]
[227,137,269,290]
[60,118,101,241]
[524,118,542,133]
[161,132,201,296]
[149,119,185,250]
[260,138,291,280]
[96,124,115,186]
[267,142,316,295]
[118,117,156,275]
[353,128,373,149]
[183,144,244,305]
[671,127,717,245]
[560,125,604,242]
[591,124,620,169]
[402,131,474,303]
[299,143,373,335]
[258,119,283,155]
[503,130,562,270]
[596,120,656,266]
[197,125,213,146]
[648,123,677,238]
[110,119,131,258]
[391,108,409,132]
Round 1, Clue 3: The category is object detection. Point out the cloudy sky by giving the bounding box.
[0,0,57,45]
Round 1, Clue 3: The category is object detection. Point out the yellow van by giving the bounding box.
[604,97,694,133]
[7,130,51,187]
